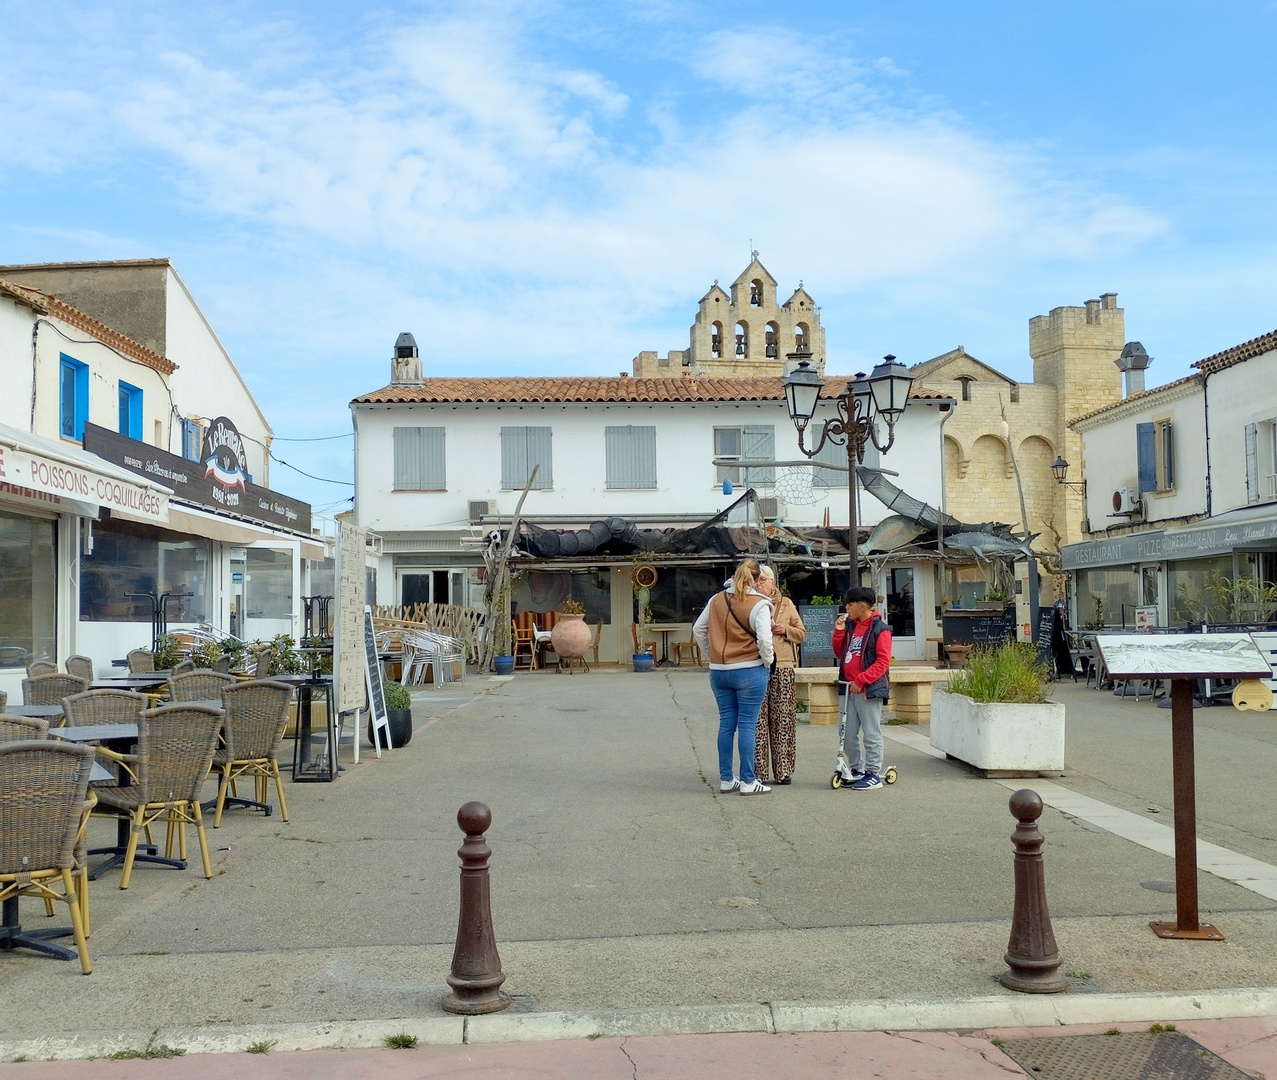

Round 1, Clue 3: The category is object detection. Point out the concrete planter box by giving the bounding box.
[929,688,1065,775]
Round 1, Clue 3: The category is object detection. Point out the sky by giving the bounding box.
[2,1,1276,516]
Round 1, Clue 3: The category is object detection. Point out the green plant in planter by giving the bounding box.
[948,641,1048,704]
[266,634,308,676]
[304,636,334,674]
[188,639,222,669]
[153,633,182,669]
[220,636,247,671]
[809,595,835,607]
[560,598,585,615]
[383,680,412,711]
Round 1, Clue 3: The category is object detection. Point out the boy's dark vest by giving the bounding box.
[837,616,890,701]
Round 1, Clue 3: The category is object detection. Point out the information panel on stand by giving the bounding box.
[335,519,367,716]
[362,606,391,751]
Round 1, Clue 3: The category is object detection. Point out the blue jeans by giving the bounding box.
[709,665,770,784]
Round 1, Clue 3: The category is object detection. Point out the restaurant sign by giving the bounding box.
[1060,513,1277,571]
[84,422,311,534]
[0,441,168,522]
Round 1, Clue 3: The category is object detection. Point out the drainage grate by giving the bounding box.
[998,1032,1251,1079]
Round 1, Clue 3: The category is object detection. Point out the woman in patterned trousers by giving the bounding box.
[754,565,806,785]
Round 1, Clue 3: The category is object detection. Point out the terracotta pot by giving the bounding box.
[550,613,591,659]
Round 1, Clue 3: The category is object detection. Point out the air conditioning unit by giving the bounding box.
[468,500,492,524]
[757,497,781,521]
[1111,488,1140,515]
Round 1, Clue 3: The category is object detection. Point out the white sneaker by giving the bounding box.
[720,778,740,792]
[738,779,771,796]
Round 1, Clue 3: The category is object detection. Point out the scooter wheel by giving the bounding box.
[885,767,897,785]
[830,773,842,789]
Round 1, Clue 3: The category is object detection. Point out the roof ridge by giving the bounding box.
[1192,327,1277,374]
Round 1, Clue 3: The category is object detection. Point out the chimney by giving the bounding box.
[390,332,422,386]
[1115,340,1151,397]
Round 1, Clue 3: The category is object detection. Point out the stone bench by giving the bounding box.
[795,666,955,725]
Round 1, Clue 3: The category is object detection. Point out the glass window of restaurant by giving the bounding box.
[245,548,293,620]
[511,569,611,626]
[1073,567,1139,628]
[80,517,210,623]
[0,510,57,668]
[643,566,724,624]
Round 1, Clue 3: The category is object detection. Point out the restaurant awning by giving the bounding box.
[0,421,170,522]
[111,498,325,560]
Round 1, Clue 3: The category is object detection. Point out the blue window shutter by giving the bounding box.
[1246,424,1259,503]
[119,381,143,440]
[606,426,657,489]
[1136,422,1156,493]
[393,427,446,490]
[742,424,775,486]
[60,355,88,440]
[182,419,202,461]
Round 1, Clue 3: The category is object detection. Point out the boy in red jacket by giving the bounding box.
[830,586,892,790]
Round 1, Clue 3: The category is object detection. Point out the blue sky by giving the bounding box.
[2,1,1275,514]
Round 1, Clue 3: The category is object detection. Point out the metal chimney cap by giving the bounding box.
[394,332,418,358]
[1115,341,1151,371]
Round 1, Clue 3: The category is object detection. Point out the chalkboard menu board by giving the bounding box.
[798,605,839,663]
[1035,607,1056,664]
[362,606,392,751]
[942,609,1015,646]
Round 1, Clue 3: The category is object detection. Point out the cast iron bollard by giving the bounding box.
[442,801,512,1015]
[1000,788,1068,994]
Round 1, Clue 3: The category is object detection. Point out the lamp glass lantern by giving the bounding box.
[783,358,823,431]
[1051,456,1070,484]
[851,372,873,419]
[867,354,913,422]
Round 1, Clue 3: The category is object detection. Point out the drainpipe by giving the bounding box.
[1202,372,1212,518]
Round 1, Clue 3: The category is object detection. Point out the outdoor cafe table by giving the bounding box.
[645,624,682,666]
[4,704,65,720]
[90,674,170,690]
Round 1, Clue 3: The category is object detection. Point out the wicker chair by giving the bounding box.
[22,673,89,706]
[65,655,94,682]
[62,689,147,727]
[212,680,293,827]
[25,660,57,677]
[126,649,155,674]
[92,704,223,888]
[168,670,236,703]
[212,655,232,674]
[0,715,49,741]
[170,658,197,676]
[0,690,8,712]
[252,647,274,678]
[0,739,95,972]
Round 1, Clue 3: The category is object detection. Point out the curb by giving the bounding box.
[4,987,1276,1061]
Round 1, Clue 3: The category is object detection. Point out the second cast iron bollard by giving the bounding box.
[1000,788,1068,993]
[441,801,512,1014]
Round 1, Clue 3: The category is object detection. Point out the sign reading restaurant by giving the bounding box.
[84,422,311,534]
[1060,513,1277,571]
[0,440,168,522]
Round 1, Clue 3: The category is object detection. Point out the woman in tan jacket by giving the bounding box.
[754,564,806,784]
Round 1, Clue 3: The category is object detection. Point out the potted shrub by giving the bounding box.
[368,680,413,747]
[550,598,591,664]
[930,641,1064,774]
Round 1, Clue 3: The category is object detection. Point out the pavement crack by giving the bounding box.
[618,1036,639,1080]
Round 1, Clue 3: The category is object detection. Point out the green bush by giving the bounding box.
[947,641,1048,704]
[809,595,835,607]
[383,680,412,711]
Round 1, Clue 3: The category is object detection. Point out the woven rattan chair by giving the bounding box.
[212,680,293,827]
[22,673,88,707]
[92,704,224,888]
[0,739,95,972]
[65,655,94,682]
[212,655,231,674]
[126,649,155,674]
[170,658,197,676]
[252,647,274,678]
[168,670,236,703]
[25,660,57,677]
[0,715,49,740]
[62,690,147,727]
[0,690,9,713]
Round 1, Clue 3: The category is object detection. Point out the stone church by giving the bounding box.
[632,255,826,379]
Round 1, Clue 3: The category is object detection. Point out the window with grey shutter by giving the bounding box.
[605,425,657,489]
[742,425,775,487]
[811,433,848,489]
[1246,423,1259,503]
[714,427,741,485]
[393,426,446,490]
[1160,420,1174,491]
[1136,422,1156,494]
[500,426,553,489]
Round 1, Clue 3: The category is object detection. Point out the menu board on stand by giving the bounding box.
[335,519,371,762]
[362,606,391,752]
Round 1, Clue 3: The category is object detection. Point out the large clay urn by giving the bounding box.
[550,612,591,659]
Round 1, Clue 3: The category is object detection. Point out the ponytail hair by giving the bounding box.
[731,559,759,601]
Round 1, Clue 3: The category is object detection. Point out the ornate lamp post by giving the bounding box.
[783,349,913,586]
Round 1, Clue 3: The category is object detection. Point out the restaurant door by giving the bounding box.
[398,568,465,608]
[878,565,921,660]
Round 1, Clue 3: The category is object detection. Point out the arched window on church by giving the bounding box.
[750,279,763,306]
[956,376,974,402]
[765,321,779,358]
[711,321,723,359]
[735,322,748,358]
[795,322,809,352]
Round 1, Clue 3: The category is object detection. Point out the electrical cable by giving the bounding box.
[268,454,354,485]
[270,432,353,442]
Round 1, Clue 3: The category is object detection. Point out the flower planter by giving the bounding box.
[492,655,515,675]
[632,653,654,672]
[929,688,1065,775]
[368,709,413,748]
[550,613,591,659]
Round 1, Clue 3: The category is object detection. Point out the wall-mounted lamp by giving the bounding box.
[1051,457,1086,493]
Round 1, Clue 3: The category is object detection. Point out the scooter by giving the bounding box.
[829,692,898,788]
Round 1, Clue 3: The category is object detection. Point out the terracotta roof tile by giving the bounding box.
[353,377,951,405]
[1192,328,1277,374]
[0,279,176,376]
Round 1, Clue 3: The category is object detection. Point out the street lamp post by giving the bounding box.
[783,349,914,588]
